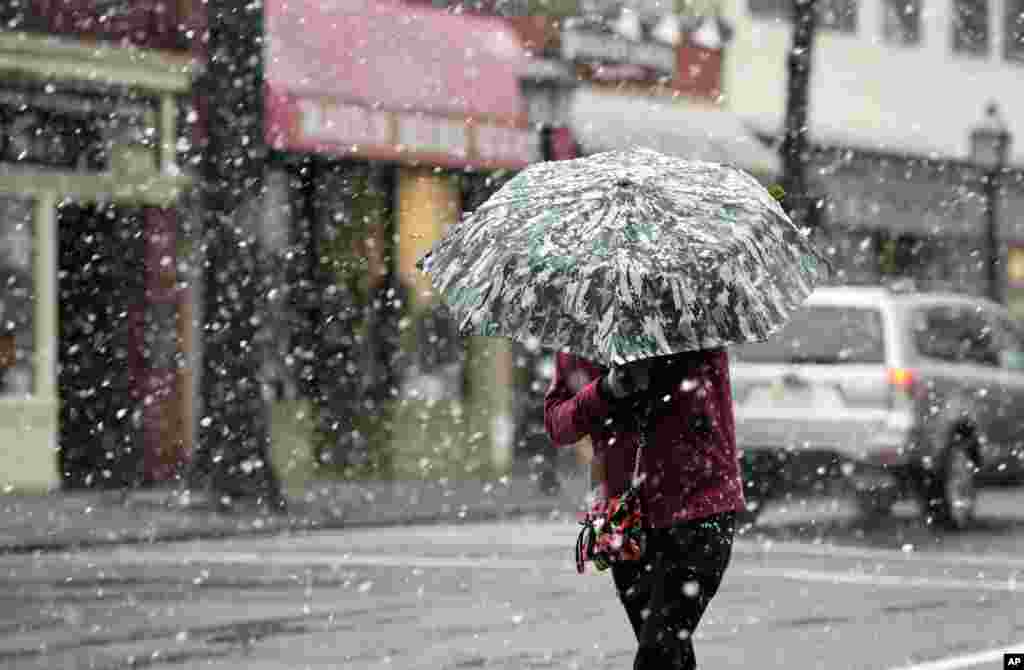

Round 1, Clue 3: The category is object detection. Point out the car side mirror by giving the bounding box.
[1000,350,1024,370]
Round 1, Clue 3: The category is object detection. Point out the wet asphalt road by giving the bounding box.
[1,486,1023,670]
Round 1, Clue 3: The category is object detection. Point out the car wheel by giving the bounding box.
[924,436,978,531]
[854,490,897,519]
[738,450,779,528]
[537,469,562,497]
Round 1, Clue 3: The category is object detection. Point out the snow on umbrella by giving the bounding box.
[417,147,829,366]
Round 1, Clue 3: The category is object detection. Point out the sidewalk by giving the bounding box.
[1,468,919,555]
[0,470,591,554]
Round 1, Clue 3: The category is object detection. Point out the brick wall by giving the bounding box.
[675,42,723,101]
[12,0,201,51]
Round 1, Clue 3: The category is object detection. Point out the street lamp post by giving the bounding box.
[969,102,1013,305]
[519,58,578,160]
[518,59,578,494]
[781,0,819,228]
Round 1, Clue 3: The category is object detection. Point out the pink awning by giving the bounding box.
[264,0,539,169]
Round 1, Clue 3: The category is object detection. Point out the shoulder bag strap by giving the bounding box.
[632,402,652,487]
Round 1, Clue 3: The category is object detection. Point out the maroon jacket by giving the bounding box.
[544,349,745,528]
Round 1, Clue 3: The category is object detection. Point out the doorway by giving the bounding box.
[56,202,146,490]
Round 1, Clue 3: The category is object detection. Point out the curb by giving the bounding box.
[0,500,578,556]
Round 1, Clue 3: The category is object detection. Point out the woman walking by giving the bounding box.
[416,147,825,667]
[545,349,745,670]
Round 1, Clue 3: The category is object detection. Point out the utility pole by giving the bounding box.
[192,0,283,510]
[984,168,1003,304]
[781,0,819,228]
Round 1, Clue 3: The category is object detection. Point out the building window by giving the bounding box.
[819,0,858,32]
[883,0,921,44]
[1007,0,1024,61]
[747,0,789,19]
[952,0,990,56]
[747,0,857,33]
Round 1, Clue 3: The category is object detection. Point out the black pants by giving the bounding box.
[611,512,735,670]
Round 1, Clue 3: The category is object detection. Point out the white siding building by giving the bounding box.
[722,0,1024,162]
[718,0,1024,312]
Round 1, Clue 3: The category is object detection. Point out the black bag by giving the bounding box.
[575,406,650,574]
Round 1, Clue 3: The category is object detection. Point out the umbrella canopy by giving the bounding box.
[418,147,828,366]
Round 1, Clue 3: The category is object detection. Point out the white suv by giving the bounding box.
[731,285,1024,529]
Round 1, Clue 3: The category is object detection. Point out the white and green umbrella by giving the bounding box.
[417,147,828,367]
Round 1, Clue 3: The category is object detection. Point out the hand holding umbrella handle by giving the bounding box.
[604,368,633,398]
[603,360,652,399]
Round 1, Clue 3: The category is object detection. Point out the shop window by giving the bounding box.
[1009,245,1024,287]
[309,162,400,399]
[878,232,930,276]
[279,162,402,472]
[953,0,990,56]
[883,0,921,44]
[1,106,99,170]
[0,196,34,397]
[748,0,857,32]
[1006,0,1024,62]
[0,97,154,173]
[394,169,467,403]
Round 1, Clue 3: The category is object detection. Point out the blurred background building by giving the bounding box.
[421,0,780,177]
[257,0,540,480]
[1,0,1022,494]
[0,1,196,492]
[719,0,1024,312]
[404,0,781,486]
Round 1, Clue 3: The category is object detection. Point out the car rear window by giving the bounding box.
[732,305,887,364]
[912,304,999,366]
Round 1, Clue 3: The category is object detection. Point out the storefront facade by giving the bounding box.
[803,145,1024,316]
[509,13,781,180]
[261,0,540,477]
[0,31,194,492]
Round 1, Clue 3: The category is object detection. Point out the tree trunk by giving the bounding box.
[191,0,283,508]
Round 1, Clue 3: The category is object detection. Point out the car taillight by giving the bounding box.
[887,367,921,402]
[887,367,914,388]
